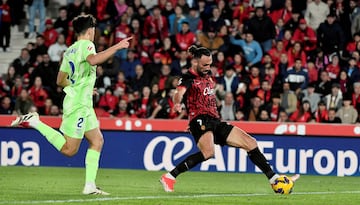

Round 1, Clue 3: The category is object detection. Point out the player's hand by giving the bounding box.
[173,103,182,113]
[117,36,133,50]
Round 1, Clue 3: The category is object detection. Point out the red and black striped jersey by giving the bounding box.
[179,69,219,121]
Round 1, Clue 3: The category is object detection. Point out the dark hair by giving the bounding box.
[188,45,211,59]
[72,14,97,35]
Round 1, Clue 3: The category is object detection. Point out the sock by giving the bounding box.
[85,149,100,184]
[248,147,276,179]
[170,152,205,178]
[34,122,66,151]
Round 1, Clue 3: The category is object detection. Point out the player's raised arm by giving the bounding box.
[173,86,186,112]
[86,36,133,66]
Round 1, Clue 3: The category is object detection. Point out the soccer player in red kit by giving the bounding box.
[160,45,299,193]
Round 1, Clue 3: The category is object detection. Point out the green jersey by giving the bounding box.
[60,39,96,113]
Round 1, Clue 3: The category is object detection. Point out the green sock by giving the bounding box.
[35,122,66,151]
[85,149,100,184]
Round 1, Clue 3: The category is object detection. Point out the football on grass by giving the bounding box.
[271,175,294,194]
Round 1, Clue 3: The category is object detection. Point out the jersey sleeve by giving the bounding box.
[82,41,96,60]
[178,73,193,89]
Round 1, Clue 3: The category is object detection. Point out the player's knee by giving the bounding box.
[201,149,215,159]
[61,145,79,157]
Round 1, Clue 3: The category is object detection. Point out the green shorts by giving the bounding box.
[60,106,99,139]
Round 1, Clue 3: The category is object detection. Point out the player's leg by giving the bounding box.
[11,112,67,152]
[225,126,300,185]
[160,115,213,192]
[225,126,279,181]
[82,109,108,195]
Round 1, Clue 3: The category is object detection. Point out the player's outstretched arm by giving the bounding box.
[87,36,133,66]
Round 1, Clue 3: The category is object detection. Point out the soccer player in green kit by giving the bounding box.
[11,14,132,195]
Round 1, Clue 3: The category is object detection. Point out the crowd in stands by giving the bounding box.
[2,0,360,124]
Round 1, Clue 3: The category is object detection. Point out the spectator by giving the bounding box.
[230,32,263,68]
[324,107,342,123]
[246,6,276,52]
[263,92,285,121]
[301,82,322,113]
[4,65,16,89]
[246,95,263,121]
[30,54,58,94]
[114,0,128,20]
[49,104,61,116]
[47,34,68,63]
[313,48,329,71]
[315,70,332,97]
[323,83,343,111]
[31,35,48,62]
[53,6,69,36]
[204,7,226,33]
[12,48,32,76]
[278,110,290,122]
[175,21,196,51]
[168,5,187,36]
[283,9,302,33]
[269,0,293,25]
[156,36,177,67]
[119,49,141,80]
[13,89,33,115]
[27,0,46,39]
[233,0,253,24]
[344,57,360,86]
[170,51,190,76]
[143,6,169,43]
[0,0,11,52]
[314,101,328,123]
[67,0,83,21]
[151,64,175,93]
[268,40,286,68]
[336,93,358,124]
[0,96,12,114]
[284,58,309,92]
[256,79,272,105]
[28,76,48,114]
[257,109,271,121]
[187,7,203,34]
[317,13,345,55]
[304,0,329,31]
[112,13,132,61]
[144,51,163,80]
[292,18,317,55]
[244,65,263,94]
[161,1,174,18]
[289,100,313,122]
[111,99,134,118]
[65,21,76,46]
[95,0,117,32]
[287,42,307,67]
[81,0,97,17]
[130,64,150,93]
[280,82,297,115]
[197,27,224,54]
[218,65,240,95]
[9,76,23,102]
[219,92,240,121]
[98,87,119,114]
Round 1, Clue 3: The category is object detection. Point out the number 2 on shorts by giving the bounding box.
[77,117,84,128]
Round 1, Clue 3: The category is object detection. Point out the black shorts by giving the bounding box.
[189,114,234,146]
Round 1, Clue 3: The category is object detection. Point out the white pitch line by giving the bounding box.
[1,191,360,204]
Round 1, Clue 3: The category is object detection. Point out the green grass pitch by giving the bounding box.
[0,166,360,205]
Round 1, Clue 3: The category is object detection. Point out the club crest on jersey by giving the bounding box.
[203,87,215,96]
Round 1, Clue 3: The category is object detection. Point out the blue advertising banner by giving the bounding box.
[0,128,359,176]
